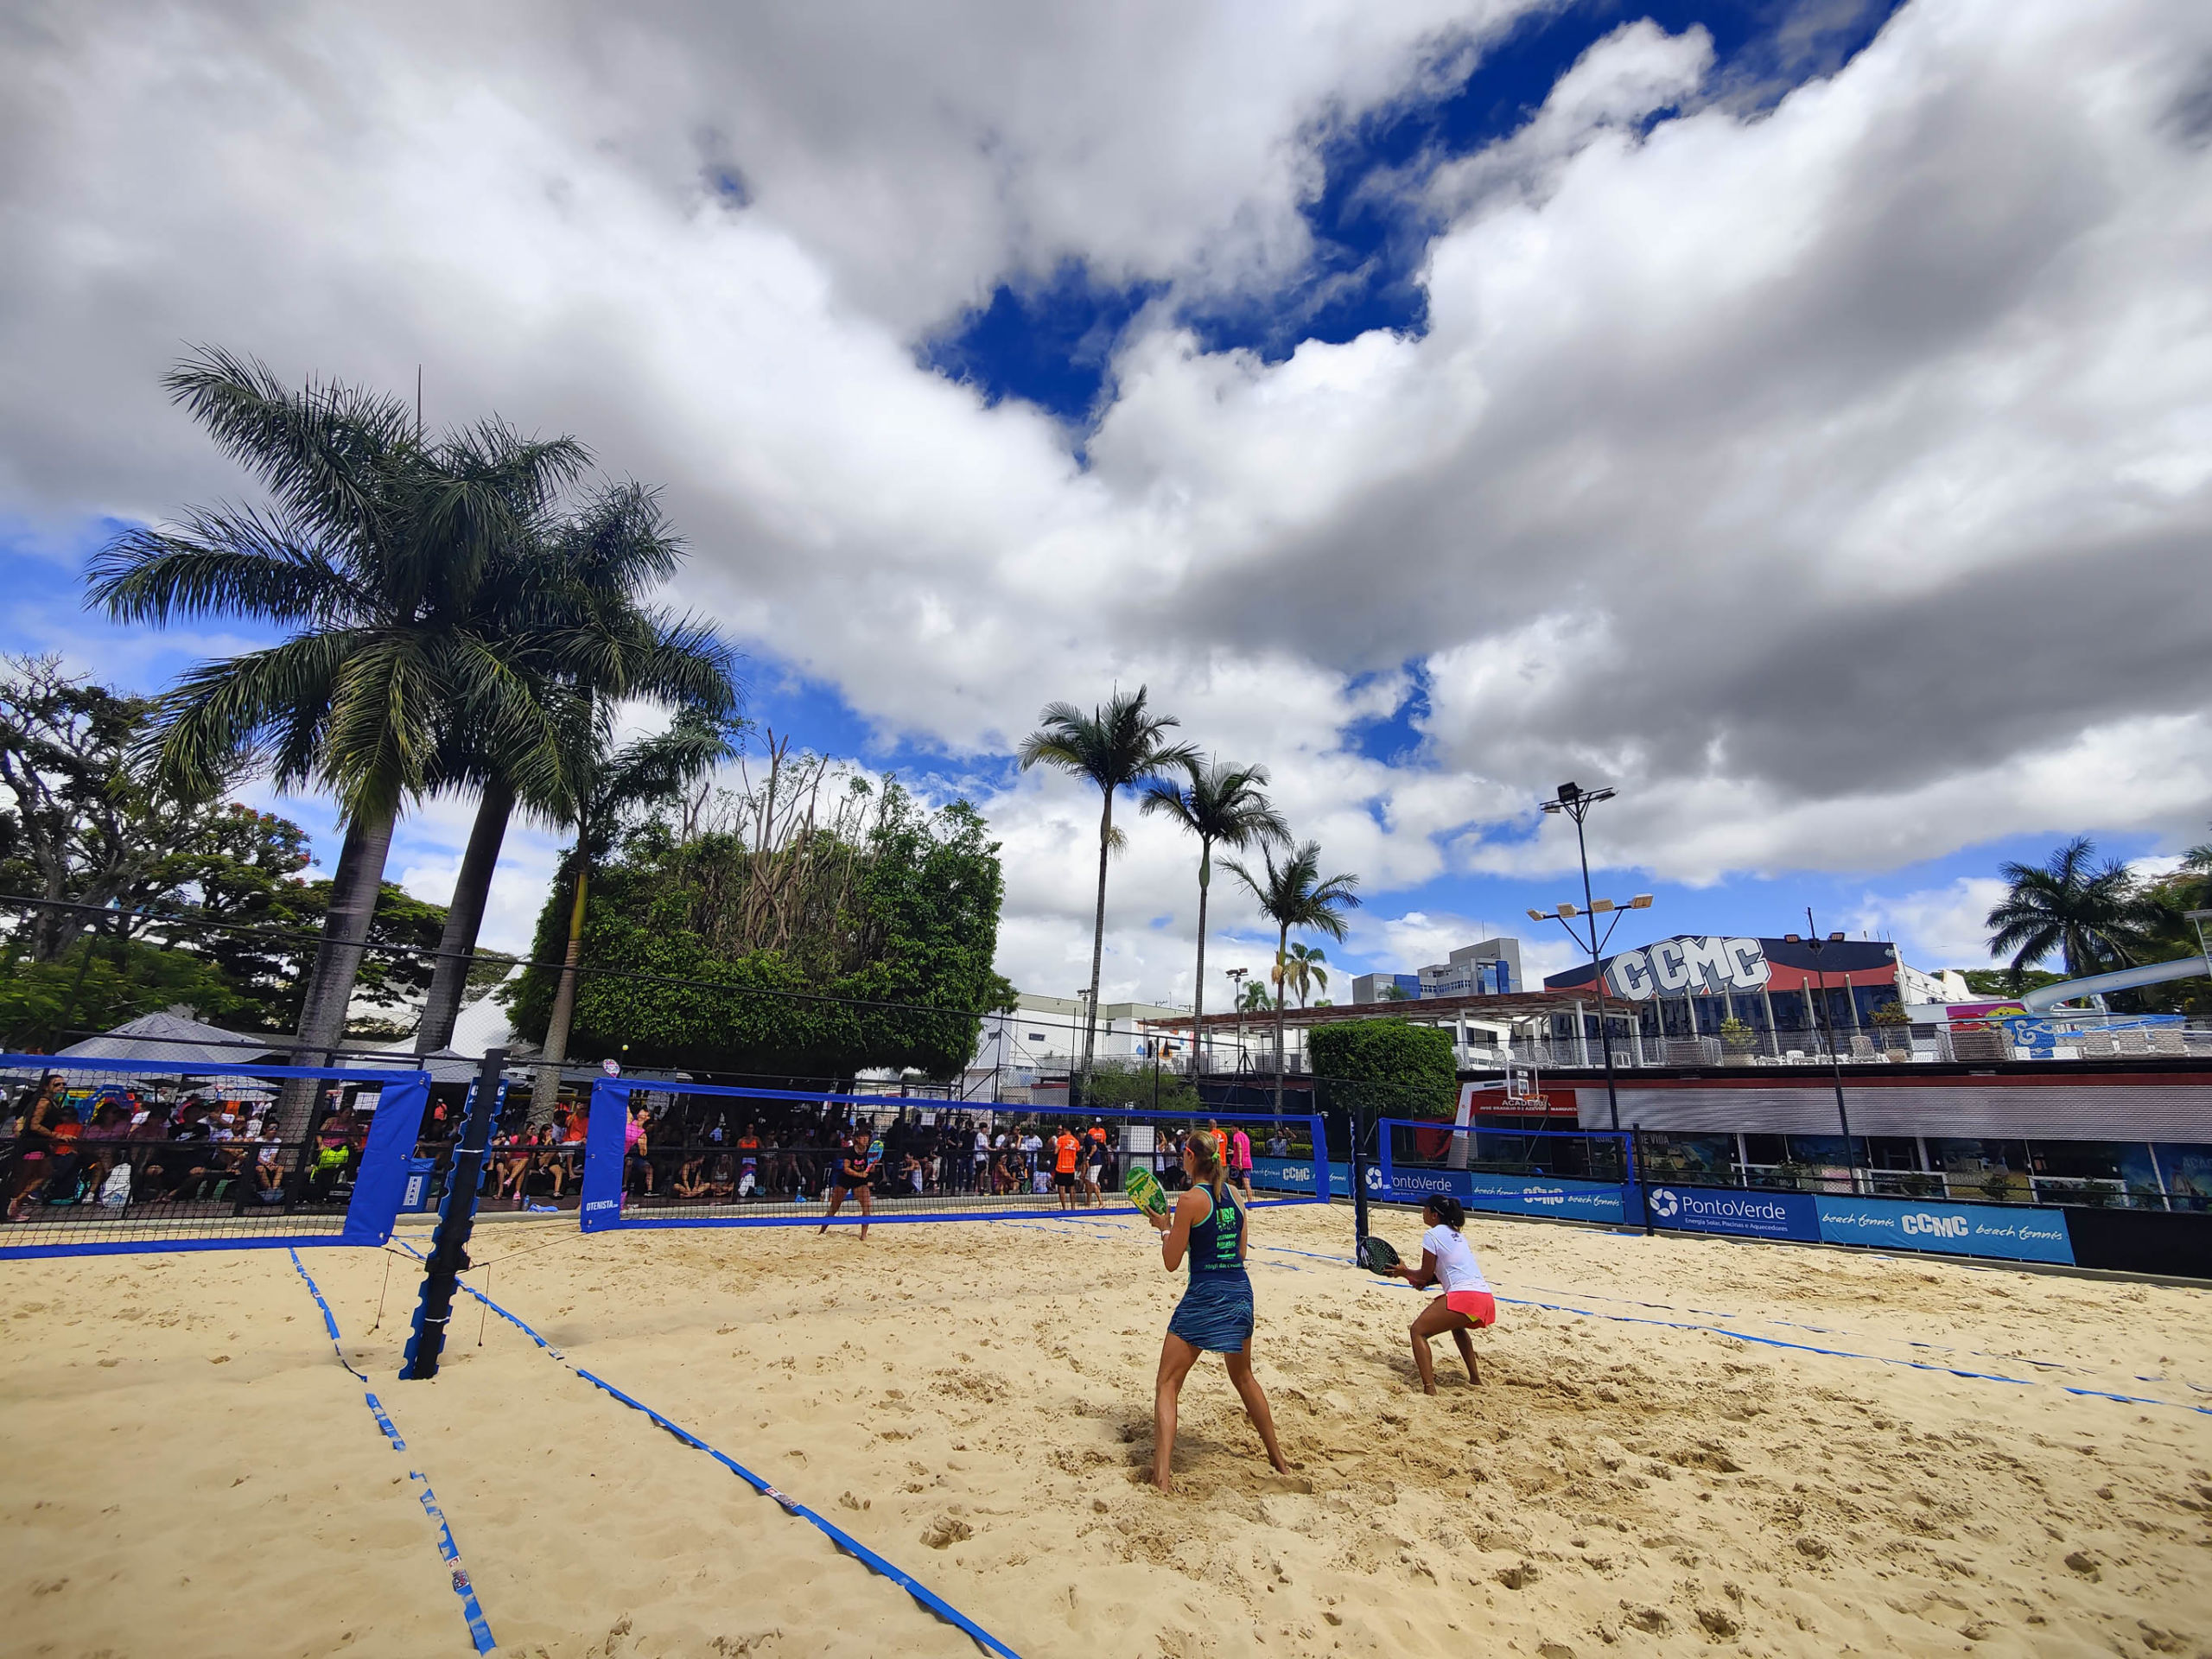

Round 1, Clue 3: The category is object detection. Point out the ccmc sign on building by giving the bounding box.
[1547,934,1921,1005]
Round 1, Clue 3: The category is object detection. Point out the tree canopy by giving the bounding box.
[505,765,1008,1079]
[1308,1018,1458,1121]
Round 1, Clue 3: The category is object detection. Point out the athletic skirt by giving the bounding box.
[1168,1268,1255,1354]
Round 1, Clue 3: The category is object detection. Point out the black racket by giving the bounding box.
[1357,1235,1402,1274]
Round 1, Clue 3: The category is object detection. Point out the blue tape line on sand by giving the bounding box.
[397,1243,1021,1659]
[287,1250,498,1654]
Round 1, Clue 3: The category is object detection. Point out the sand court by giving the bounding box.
[3,1205,2209,1657]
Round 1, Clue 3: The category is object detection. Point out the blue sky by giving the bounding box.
[5,0,2209,1004]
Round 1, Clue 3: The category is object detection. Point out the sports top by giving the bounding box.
[1423,1224,1490,1295]
[1185,1183,1245,1275]
[1054,1133,1080,1174]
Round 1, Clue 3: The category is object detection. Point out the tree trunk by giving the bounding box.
[414,777,514,1056]
[1189,840,1211,1078]
[530,855,590,1125]
[273,804,397,1145]
[1274,924,1288,1118]
[1081,790,1111,1090]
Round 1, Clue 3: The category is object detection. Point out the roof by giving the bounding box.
[1139,989,1609,1032]
[56,1010,289,1069]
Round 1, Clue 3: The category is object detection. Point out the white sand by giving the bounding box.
[3,1204,2209,1657]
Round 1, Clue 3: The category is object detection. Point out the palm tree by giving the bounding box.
[529,702,734,1118]
[1018,688,1197,1090]
[1281,941,1328,1008]
[1985,836,2152,986]
[411,485,736,1055]
[1226,841,1360,1116]
[1140,757,1287,1079]
[89,348,585,1136]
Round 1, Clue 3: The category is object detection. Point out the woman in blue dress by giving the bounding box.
[1144,1128,1291,1492]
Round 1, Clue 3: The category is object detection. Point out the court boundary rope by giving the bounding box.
[394,1241,1023,1659]
[287,1249,498,1653]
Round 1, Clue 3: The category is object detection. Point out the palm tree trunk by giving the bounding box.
[1082,790,1111,1093]
[1189,842,1211,1079]
[530,854,589,1125]
[274,803,397,1144]
[415,777,514,1056]
[1274,924,1288,1118]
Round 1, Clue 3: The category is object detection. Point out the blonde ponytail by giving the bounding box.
[1188,1128,1228,1205]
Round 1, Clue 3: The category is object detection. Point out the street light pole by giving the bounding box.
[1534,782,1647,1134]
[1226,967,1249,1085]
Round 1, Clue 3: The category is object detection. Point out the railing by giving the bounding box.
[1508,1021,2212,1071]
[1647,1158,2189,1211]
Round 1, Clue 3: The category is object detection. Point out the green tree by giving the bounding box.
[88,349,588,1135]
[1140,756,1287,1078]
[1080,1058,1201,1116]
[1281,941,1329,1008]
[1984,836,2152,986]
[1225,841,1360,1116]
[412,484,736,1055]
[1307,1017,1457,1121]
[0,934,245,1051]
[1018,688,1196,1088]
[0,654,245,961]
[507,782,1006,1080]
[528,703,736,1116]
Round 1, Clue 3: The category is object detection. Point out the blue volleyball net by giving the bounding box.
[1376,1116,1637,1225]
[0,1053,430,1258]
[575,1078,1332,1231]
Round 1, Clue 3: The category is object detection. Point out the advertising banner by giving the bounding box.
[1379,1163,1626,1224]
[1815,1196,2075,1264]
[1249,1156,1351,1197]
[1644,1184,1818,1243]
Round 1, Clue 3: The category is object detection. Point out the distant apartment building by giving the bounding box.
[1351,938,1522,1004]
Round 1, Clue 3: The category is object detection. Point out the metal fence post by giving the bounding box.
[1634,1124,1654,1236]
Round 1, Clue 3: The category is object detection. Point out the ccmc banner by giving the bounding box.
[1815,1197,2075,1265]
[1381,1165,1627,1224]
[1645,1185,1818,1243]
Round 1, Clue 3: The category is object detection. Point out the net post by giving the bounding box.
[1350,1102,1370,1245]
[578,1076,627,1230]
[1307,1113,1329,1201]
[402,1046,506,1382]
[1633,1124,1654,1236]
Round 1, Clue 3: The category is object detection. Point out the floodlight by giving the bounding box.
[1556,902,1578,918]
[1590,898,1615,912]
[1630,894,1655,909]
[1828,931,1846,942]
[1525,908,1548,921]
[1556,781,1581,802]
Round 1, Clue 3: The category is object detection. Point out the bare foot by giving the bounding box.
[1423,1382,1438,1396]
[1152,1472,1174,1493]
[1270,1454,1293,1476]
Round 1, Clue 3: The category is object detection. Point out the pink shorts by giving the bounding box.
[1445,1291,1496,1326]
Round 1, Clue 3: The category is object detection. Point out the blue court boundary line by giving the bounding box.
[287,1250,497,1653]
[396,1242,1021,1659]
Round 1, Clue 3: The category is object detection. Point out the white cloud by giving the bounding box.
[5,0,2211,1004]
[1850,875,2008,969]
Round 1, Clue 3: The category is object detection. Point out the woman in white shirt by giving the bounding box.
[1388,1196,1495,1393]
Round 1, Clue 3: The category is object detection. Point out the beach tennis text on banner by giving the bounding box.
[1814,1196,2075,1264]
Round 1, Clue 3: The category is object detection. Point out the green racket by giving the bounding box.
[1123,1166,1169,1217]
[1357,1235,1402,1275]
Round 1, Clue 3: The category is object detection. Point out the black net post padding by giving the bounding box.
[402,1046,507,1382]
[1634,1125,1655,1236]
[1351,1100,1371,1248]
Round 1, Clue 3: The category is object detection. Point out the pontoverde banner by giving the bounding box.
[1815,1196,2075,1264]
[1645,1185,1818,1243]
[1380,1163,1627,1224]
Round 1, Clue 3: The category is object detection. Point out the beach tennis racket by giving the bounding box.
[1357,1235,1402,1275]
[868,1137,885,1166]
[1123,1166,1169,1217]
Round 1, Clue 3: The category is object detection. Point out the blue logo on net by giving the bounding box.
[1648,1185,1819,1242]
